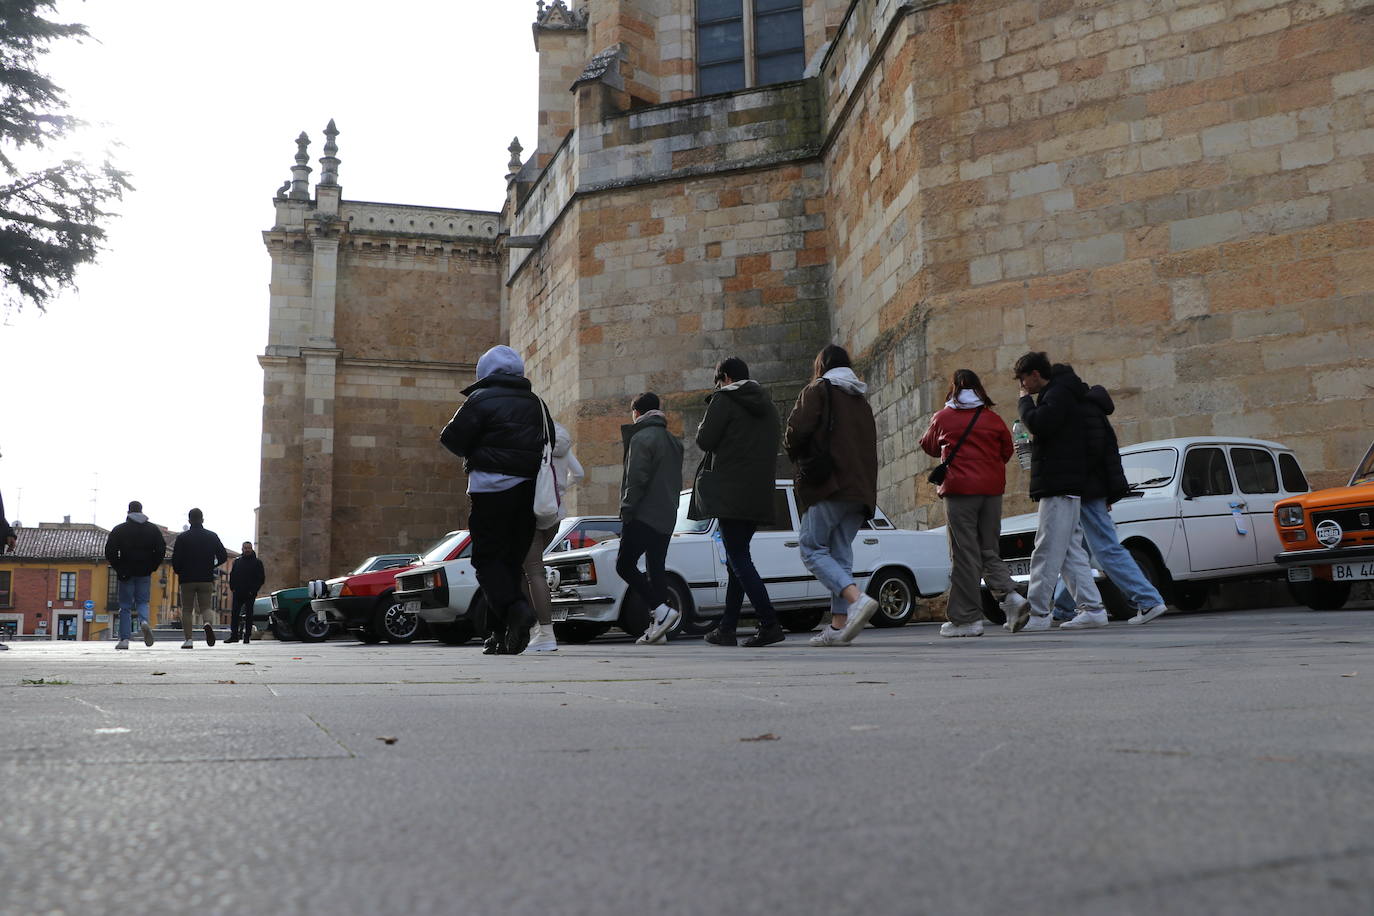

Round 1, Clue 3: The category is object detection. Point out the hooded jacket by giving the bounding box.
[620,413,685,534]
[440,346,553,480]
[229,552,266,595]
[171,522,228,583]
[549,421,585,524]
[920,394,1013,498]
[784,368,879,515]
[1082,385,1130,504]
[690,379,781,524]
[1017,363,1089,500]
[104,512,167,580]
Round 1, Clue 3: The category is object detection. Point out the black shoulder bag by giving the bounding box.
[796,381,834,486]
[927,407,983,486]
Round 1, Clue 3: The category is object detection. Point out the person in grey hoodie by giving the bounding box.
[618,392,685,645]
[104,501,167,650]
[785,345,882,646]
[690,357,786,647]
[521,419,584,653]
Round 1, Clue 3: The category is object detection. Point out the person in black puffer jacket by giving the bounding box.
[172,508,228,648]
[226,541,266,643]
[441,345,553,656]
[104,500,168,649]
[1009,353,1106,633]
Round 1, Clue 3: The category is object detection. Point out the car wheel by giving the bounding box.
[293,608,331,642]
[867,568,917,627]
[1171,581,1210,611]
[433,621,475,645]
[777,607,825,633]
[270,617,295,641]
[553,621,611,643]
[376,596,420,643]
[1288,579,1352,611]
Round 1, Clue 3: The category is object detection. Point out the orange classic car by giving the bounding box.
[1273,442,1374,610]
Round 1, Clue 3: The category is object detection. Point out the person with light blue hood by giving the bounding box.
[441,346,553,655]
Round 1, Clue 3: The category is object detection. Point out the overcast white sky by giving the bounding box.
[2,1,537,546]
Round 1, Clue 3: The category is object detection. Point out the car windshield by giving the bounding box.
[420,531,468,563]
[349,555,416,575]
[1122,448,1178,489]
[675,491,711,534]
[1351,443,1374,486]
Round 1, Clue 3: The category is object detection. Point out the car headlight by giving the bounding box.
[1276,505,1303,527]
[545,566,561,590]
[270,596,280,610]
[555,561,596,585]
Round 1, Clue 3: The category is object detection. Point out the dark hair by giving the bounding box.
[714,356,749,384]
[188,508,203,524]
[632,392,660,414]
[128,500,142,513]
[1013,351,1052,379]
[944,369,995,407]
[812,344,852,380]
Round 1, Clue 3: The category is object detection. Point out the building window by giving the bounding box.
[696,0,804,95]
[107,570,120,611]
[0,571,10,607]
[59,571,77,601]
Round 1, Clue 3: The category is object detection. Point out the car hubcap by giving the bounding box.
[384,605,417,638]
[878,580,910,619]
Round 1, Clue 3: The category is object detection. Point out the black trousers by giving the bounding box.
[615,519,671,610]
[469,479,537,636]
[230,591,256,640]
[718,518,777,630]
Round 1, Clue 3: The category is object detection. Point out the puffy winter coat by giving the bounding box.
[171,524,228,583]
[1081,385,1130,505]
[689,379,781,525]
[784,369,878,516]
[620,414,685,534]
[229,554,266,595]
[440,374,553,479]
[920,405,1013,498]
[105,514,167,580]
[1017,364,1089,500]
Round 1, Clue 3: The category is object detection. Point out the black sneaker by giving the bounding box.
[743,624,786,647]
[204,624,216,647]
[703,627,737,646]
[225,635,239,644]
[504,601,536,655]
[482,634,505,655]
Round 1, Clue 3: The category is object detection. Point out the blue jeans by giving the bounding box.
[1053,498,1163,617]
[117,576,152,640]
[798,499,864,616]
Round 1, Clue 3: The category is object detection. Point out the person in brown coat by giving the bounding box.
[783,345,881,646]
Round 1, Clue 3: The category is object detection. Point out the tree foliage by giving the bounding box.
[0,0,130,313]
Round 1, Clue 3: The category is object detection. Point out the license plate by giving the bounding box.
[1007,559,1032,577]
[550,608,569,622]
[402,600,420,614]
[1287,567,1313,582]
[1332,562,1374,581]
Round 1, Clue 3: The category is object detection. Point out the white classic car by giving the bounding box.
[391,516,624,644]
[982,437,1311,619]
[544,480,952,642]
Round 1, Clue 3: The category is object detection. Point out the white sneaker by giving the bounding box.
[839,594,879,643]
[527,623,558,652]
[1002,591,1031,632]
[181,639,193,649]
[940,621,983,638]
[809,626,848,647]
[1021,614,1053,632]
[639,604,680,644]
[115,639,129,650]
[1060,609,1108,629]
[1128,603,1167,625]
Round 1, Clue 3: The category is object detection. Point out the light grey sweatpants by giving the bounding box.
[1027,496,1103,618]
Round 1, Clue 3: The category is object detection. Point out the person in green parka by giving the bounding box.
[690,356,785,647]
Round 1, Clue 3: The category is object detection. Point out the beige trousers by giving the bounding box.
[179,582,216,638]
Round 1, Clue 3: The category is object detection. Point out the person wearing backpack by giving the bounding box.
[784,345,881,646]
[920,368,1029,637]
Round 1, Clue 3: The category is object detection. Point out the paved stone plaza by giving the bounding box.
[3,607,1372,915]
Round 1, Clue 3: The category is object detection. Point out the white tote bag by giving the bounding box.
[533,398,561,529]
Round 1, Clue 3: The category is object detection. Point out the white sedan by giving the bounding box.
[981,436,1311,618]
[544,480,951,642]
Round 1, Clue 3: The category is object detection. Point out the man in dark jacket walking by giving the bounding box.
[690,357,786,647]
[227,541,266,643]
[440,345,552,656]
[1010,352,1105,632]
[617,392,685,645]
[104,501,167,650]
[171,508,228,648]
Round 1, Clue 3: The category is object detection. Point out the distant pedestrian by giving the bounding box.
[104,500,167,650]
[171,508,228,648]
[1050,383,1168,628]
[441,345,552,656]
[785,345,881,646]
[522,420,585,653]
[1009,352,1105,632]
[690,357,786,647]
[919,368,1029,638]
[618,392,685,645]
[227,541,266,643]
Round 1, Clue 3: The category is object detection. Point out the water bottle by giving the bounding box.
[1012,419,1032,470]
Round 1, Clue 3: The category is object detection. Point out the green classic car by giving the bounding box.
[269,553,418,641]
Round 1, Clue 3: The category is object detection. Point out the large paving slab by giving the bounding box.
[2,607,1372,915]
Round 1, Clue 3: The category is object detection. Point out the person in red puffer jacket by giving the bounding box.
[920,369,1030,638]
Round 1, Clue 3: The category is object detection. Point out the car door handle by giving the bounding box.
[784,541,799,548]
[863,538,878,545]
